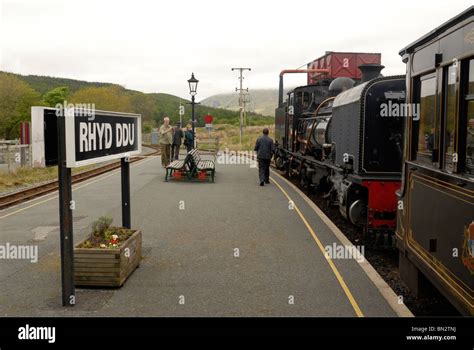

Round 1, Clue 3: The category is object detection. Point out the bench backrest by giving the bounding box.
[182,153,192,168]
[187,148,201,167]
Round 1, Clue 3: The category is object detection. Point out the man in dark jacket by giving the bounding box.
[172,123,184,160]
[254,128,275,186]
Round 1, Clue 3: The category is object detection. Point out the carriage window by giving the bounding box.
[465,60,474,176]
[444,65,457,172]
[414,75,437,165]
[467,101,474,176]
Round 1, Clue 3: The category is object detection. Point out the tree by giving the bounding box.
[129,92,156,122]
[69,85,133,113]
[0,73,40,139]
[42,86,69,107]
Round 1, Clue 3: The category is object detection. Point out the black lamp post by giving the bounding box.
[187,73,199,148]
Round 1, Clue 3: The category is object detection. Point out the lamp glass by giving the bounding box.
[188,73,199,96]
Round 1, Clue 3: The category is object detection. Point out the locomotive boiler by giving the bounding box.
[274,53,406,240]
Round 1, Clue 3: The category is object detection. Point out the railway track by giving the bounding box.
[0,145,160,211]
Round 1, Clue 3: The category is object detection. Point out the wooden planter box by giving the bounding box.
[74,230,142,287]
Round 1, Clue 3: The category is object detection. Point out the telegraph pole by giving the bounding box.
[231,67,251,144]
[243,92,250,127]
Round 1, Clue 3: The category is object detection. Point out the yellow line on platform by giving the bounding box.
[270,176,364,317]
[0,156,157,220]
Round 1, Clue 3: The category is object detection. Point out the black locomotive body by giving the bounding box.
[397,6,474,315]
[274,65,406,236]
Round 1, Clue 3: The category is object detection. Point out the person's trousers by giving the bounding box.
[258,158,271,183]
[171,144,180,160]
[161,144,171,166]
[186,144,193,153]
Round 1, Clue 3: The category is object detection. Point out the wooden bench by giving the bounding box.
[187,148,216,182]
[165,157,189,182]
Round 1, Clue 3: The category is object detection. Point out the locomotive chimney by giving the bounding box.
[359,64,385,82]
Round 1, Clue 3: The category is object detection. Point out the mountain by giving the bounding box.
[0,71,274,139]
[201,88,292,117]
[14,73,114,95]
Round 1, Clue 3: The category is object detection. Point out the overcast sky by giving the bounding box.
[0,0,472,100]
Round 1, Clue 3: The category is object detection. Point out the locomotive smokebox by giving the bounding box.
[359,64,385,82]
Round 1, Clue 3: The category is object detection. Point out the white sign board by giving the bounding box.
[32,107,142,168]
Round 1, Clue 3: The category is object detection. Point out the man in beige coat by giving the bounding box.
[159,116,173,167]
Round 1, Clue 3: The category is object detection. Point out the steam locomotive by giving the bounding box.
[274,53,406,241]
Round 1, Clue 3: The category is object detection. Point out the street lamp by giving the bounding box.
[187,73,199,148]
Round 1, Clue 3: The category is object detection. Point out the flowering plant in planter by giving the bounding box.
[78,216,134,249]
[74,216,142,287]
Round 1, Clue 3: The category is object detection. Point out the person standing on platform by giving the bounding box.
[172,122,184,160]
[254,127,275,186]
[159,116,173,167]
[184,124,194,153]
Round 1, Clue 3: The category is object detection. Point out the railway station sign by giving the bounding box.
[31,106,140,307]
[65,109,141,167]
[32,107,142,168]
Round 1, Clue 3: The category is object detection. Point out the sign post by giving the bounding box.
[32,107,141,306]
[204,114,214,139]
[57,109,75,307]
[121,157,131,229]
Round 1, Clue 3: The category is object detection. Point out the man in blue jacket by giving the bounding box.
[254,128,275,186]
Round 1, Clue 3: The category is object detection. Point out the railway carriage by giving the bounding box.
[397,6,474,316]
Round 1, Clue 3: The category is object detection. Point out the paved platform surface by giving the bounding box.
[0,154,408,316]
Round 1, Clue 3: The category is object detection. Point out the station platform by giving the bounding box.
[0,154,412,317]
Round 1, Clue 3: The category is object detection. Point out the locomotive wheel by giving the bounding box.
[348,199,367,227]
[274,154,285,170]
[274,155,283,169]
